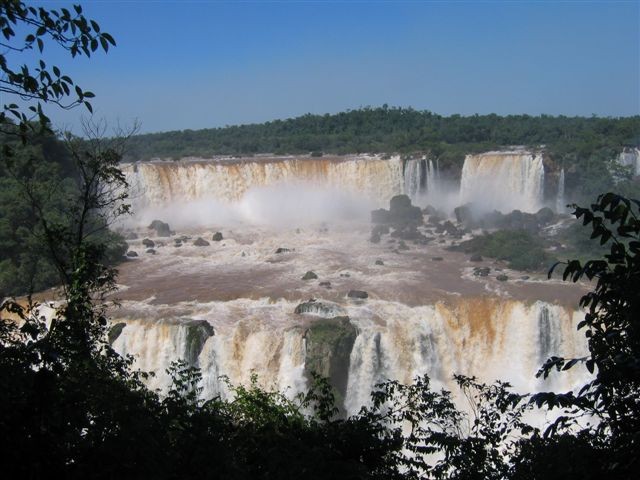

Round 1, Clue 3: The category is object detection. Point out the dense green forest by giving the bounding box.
[0,127,128,297]
[124,106,640,167]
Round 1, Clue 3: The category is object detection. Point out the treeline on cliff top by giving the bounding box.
[123,106,640,165]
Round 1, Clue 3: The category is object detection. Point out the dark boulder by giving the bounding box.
[443,221,460,236]
[275,247,291,254]
[212,232,223,242]
[302,271,318,280]
[390,224,426,241]
[431,256,443,261]
[423,205,438,216]
[193,237,210,247]
[473,267,491,277]
[375,259,384,265]
[148,219,172,237]
[146,248,156,255]
[496,274,509,282]
[371,194,422,226]
[535,207,555,225]
[470,254,483,262]
[454,203,474,225]
[124,231,138,240]
[319,281,332,288]
[370,232,381,244]
[142,238,155,248]
[347,290,368,299]
[372,224,390,235]
[126,250,138,258]
[389,194,423,225]
[371,208,391,224]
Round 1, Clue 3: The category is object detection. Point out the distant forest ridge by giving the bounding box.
[123,106,640,166]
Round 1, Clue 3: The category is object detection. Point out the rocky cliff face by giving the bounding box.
[304,316,357,408]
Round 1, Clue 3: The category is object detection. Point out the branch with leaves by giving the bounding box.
[1,1,115,138]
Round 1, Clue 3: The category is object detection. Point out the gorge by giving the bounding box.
[112,150,590,414]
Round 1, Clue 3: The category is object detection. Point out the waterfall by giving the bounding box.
[618,147,640,176]
[459,151,545,213]
[556,168,565,214]
[122,155,405,209]
[402,157,439,202]
[111,297,588,415]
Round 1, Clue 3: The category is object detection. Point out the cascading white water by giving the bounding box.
[556,168,566,214]
[459,151,545,213]
[402,157,440,203]
[111,297,588,415]
[617,147,640,176]
[402,158,424,200]
[123,155,405,209]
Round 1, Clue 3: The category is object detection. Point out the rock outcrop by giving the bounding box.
[303,316,357,413]
[193,237,210,247]
[371,194,423,226]
[347,290,368,299]
[148,220,172,237]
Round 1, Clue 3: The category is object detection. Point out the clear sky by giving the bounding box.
[11,0,640,133]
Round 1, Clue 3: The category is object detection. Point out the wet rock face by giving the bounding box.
[183,320,215,365]
[302,271,318,280]
[148,219,172,237]
[473,267,491,277]
[108,322,127,345]
[454,203,556,233]
[371,194,423,226]
[193,237,210,247]
[303,316,357,412]
[390,224,427,241]
[347,290,368,299]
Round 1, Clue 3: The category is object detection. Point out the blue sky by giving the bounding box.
[9,0,640,133]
